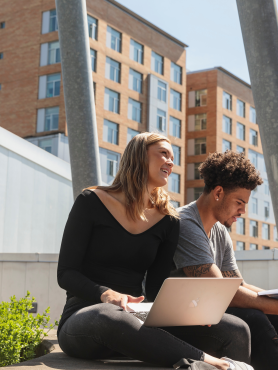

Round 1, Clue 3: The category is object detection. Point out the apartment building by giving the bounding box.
[186,67,278,250]
[0,0,187,205]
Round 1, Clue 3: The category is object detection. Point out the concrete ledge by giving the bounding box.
[235,249,278,261]
[5,330,162,370]
[0,253,59,262]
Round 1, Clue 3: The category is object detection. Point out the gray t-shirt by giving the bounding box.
[173,201,238,275]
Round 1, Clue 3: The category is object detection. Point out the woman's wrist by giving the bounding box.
[100,289,114,303]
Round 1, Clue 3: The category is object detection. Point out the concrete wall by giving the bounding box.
[1,250,277,323]
[0,127,74,253]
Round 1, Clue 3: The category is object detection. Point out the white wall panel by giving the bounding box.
[38,75,47,99]
[0,147,8,252]
[187,163,194,180]
[41,11,50,34]
[187,115,195,132]
[40,43,48,67]
[37,109,45,132]
[187,139,195,156]
[188,91,195,108]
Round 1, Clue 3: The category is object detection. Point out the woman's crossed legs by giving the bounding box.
[58,303,251,367]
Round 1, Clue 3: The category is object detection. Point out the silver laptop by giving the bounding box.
[127,278,242,326]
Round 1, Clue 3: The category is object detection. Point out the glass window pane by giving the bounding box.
[222,139,231,152]
[130,39,143,64]
[223,115,232,134]
[127,128,139,143]
[195,90,207,107]
[172,145,181,166]
[87,15,97,40]
[170,89,181,111]
[158,80,167,102]
[170,116,181,138]
[237,99,245,117]
[250,107,256,124]
[171,62,182,84]
[223,91,232,110]
[151,51,163,74]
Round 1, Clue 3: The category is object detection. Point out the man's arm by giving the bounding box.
[183,263,278,315]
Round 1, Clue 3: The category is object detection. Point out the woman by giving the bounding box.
[57,133,252,369]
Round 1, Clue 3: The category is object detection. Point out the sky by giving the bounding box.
[116,0,278,85]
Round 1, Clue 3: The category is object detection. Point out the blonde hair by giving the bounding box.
[87,132,179,221]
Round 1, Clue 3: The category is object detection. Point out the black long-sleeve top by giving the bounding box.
[57,190,180,334]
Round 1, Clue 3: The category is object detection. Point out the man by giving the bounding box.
[172,150,278,370]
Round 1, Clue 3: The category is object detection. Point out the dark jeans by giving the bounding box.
[58,303,251,367]
[227,308,278,370]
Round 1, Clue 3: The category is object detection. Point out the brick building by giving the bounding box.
[186,67,278,250]
[0,0,187,206]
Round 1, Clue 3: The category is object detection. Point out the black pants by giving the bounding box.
[58,303,251,367]
[227,308,278,370]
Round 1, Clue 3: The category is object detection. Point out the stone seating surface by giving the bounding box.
[6,330,165,370]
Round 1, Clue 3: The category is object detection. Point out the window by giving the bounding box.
[151,51,163,75]
[129,69,142,93]
[107,26,121,52]
[169,116,181,138]
[223,91,232,110]
[195,89,207,106]
[264,201,270,218]
[104,88,120,114]
[103,119,118,145]
[157,81,167,102]
[274,226,278,241]
[236,218,245,235]
[236,241,245,251]
[263,246,270,250]
[157,109,166,132]
[172,145,181,166]
[264,179,269,195]
[46,73,61,98]
[39,138,53,154]
[99,148,120,185]
[48,41,60,64]
[237,145,245,154]
[194,114,207,131]
[250,107,256,123]
[195,138,206,155]
[250,220,258,237]
[194,163,201,180]
[251,197,258,214]
[127,128,139,143]
[250,243,258,250]
[87,15,97,40]
[222,139,231,152]
[93,82,96,98]
[262,223,270,240]
[236,122,245,140]
[169,173,180,193]
[250,129,258,146]
[223,115,232,134]
[90,49,96,72]
[171,62,182,84]
[170,89,181,111]
[170,200,180,208]
[0,22,5,29]
[237,99,245,117]
[45,107,59,131]
[0,84,2,91]
[49,9,58,32]
[128,98,142,123]
[249,150,258,168]
[130,39,143,64]
[194,187,204,200]
[0,52,4,59]
[105,57,120,83]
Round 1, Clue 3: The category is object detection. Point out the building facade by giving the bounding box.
[0,0,187,205]
[186,67,278,250]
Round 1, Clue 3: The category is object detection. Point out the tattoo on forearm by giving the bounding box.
[183,264,213,277]
[222,269,244,285]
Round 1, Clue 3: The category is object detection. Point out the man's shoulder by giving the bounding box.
[177,201,198,220]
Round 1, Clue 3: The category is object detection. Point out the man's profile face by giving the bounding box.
[215,187,251,228]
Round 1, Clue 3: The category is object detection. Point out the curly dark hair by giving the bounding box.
[199,150,263,194]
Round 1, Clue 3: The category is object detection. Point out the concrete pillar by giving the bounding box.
[56,0,101,199]
[237,0,278,226]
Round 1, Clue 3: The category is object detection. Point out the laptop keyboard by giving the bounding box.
[130,311,149,322]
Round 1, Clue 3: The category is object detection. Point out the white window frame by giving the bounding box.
[87,15,97,40]
[223,91,232,110]
[157,109,166,132]
[223,115,232,135]
[129,69,142,93]
[107,26,121,52]
[130,39,143,64]
[106,57,120,83]
[171,89,181,111]
[157,81,167,102]
[194,138,206,155]
[169,173,180,193]
[44,107,59,131]
[48,41,60,65]
[152,51,163,74]
[104,88,120,114]
[250,129,258,146]
[237,99,245,117]
[128,98,141,123]
[222,139,231,152]
[236,122,245,141]
[103,120,118,145]
[90,49,96,72]
[170,116,181,138]
[171,62,182,84]
[172,145,181,166]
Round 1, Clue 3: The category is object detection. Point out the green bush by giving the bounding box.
[0,291,58,367]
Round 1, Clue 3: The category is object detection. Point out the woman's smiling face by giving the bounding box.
[147,140,174,189]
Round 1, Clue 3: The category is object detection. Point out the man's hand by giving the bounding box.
[101,289,144,310]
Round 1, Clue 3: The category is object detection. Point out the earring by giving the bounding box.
[216,198,219,201]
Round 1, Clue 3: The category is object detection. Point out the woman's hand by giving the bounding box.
[101,289,144,310]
